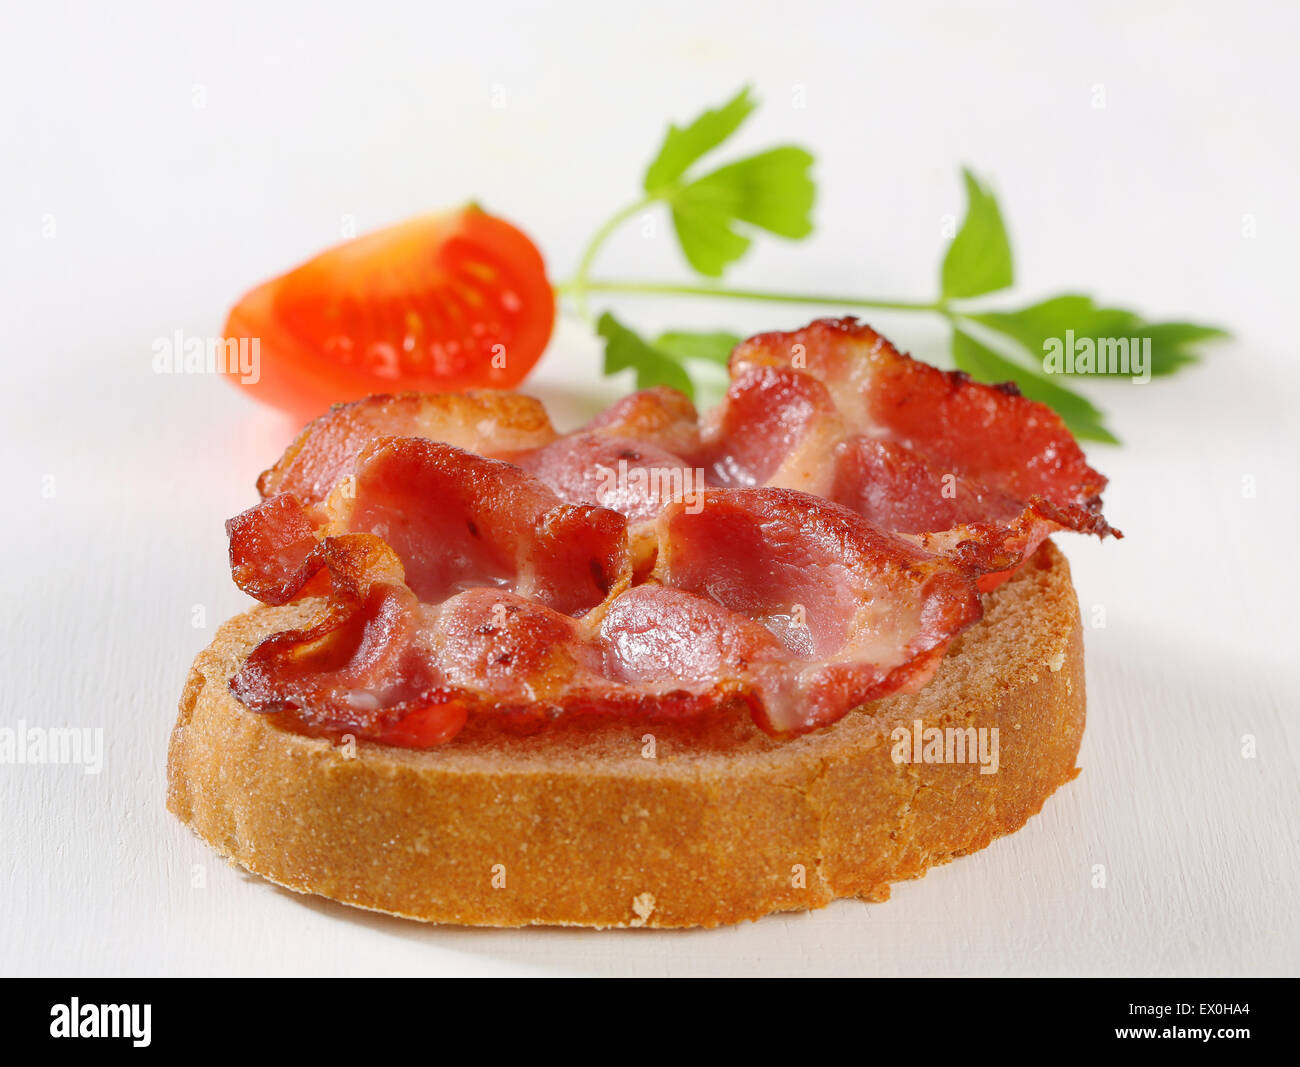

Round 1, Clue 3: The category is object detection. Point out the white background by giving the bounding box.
[2,0,1297,976]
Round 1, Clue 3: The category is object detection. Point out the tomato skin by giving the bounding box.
[223,206,555,416]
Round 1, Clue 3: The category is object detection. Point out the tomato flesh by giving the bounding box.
[224,206,555,415]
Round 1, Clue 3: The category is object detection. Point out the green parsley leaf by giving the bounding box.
[668,146,816,276]
[597,312,695,397]
[970,295,1119,350]
[643,87,757,195]
[669,199,753,278]
[950,327,1118,444]
[681,148,816,239]
[1134,321,1230,376]
[941,169,1014,300]
[653,329,742,365]
[582,99,1230,447]
[971,295,1229,377]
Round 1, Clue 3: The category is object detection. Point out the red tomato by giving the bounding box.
[223,205,555,414]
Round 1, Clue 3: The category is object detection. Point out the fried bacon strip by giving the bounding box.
[257,390,556,503]
[225,317,1116,747]
[231,487,981,743]
[229,437,629,615]
[724,318,1117,586]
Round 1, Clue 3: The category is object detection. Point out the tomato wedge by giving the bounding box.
[223,205,555,414]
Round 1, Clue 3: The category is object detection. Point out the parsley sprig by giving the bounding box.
[559,87,1228,444]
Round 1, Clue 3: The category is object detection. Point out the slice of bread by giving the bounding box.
[166,540,1085,928]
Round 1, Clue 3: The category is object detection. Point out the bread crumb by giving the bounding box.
[629,892,656,927]
[1047,650,1066,672]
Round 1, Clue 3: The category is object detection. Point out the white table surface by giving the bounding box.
[3,0,1297,977]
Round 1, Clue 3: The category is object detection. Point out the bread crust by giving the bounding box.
[167,541,1085,928]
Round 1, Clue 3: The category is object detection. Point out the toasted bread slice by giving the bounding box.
[166,540,1085,928]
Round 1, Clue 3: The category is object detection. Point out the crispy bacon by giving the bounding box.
[231,488,981,742]
[257,390,556,503]
[328,438,629,615]
[581,386,701,458]
[233,581,751,745]
[698,365,844,494]
[727,317,1117,582]
[226,493,323,605]
[229,437,630,617]
[229,535,460,742]
[831,436,1025,534]
[598,584,788,684]
[225,317,1116,747]
[650,488,983,733]
[509,433,700,523]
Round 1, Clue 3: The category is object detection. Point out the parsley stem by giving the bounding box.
[567,198,656,323]
[562,194,950,320]
[561,278,949,316]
